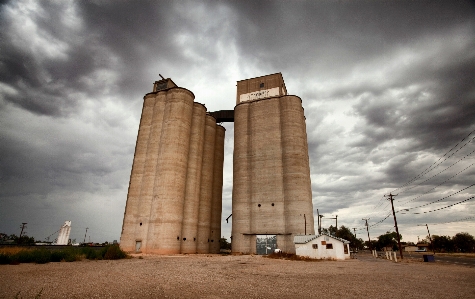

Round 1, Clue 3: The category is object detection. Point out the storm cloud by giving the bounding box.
[1,0,474,243]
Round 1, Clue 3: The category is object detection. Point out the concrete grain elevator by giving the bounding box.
[120,73,314,255]
[232,73,315,254]
[120,78,225,254]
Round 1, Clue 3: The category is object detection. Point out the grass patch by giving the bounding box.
[264,252,327,262]
[0,245,128,265]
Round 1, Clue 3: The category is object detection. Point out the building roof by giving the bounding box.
[294,233,350,244]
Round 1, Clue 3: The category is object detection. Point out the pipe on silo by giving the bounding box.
[232,103,252,254]
[120,93,156,252]
[181,103,207,254]
[209,125,226,253]
[147,88,194,254]
[196,115,217,254]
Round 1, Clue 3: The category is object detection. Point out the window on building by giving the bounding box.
[260,82,264,88]
[321,241,326,245]
[326,243,333,249]
[344,245,348,254]
[312,244,318,249]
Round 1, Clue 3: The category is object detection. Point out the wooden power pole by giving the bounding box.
[385,193,403,260]
[362,218,371,250]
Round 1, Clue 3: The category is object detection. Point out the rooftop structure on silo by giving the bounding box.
[236,72,287,104]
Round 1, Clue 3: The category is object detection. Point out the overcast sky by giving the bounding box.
[1,0,474,245]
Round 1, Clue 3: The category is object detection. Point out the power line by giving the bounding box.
[397,183,475,213]
[398,147,475,195]
[391,130,475,194]
[401,161,475,205]
[402,195,474,214]
[417,216,475,226]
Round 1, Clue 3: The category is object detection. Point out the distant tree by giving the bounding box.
[377,231,402,251]
[334,225,363,250]
[431,235,454,252]
[219,237,231,250]
[452,232,475,253]
[322,225,337,236]
[4,234,35,244]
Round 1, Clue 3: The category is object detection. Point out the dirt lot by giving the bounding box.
[0,253,474,299]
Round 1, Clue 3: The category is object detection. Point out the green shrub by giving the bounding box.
[103,245,127,260]
[0,253,12,265]
[31,249,51,264]
[0,245,127,264]
[14,250,35,263]
[81,247,102,260]
[51,249,79,262]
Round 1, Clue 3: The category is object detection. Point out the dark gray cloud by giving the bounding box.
[1,0,474,243]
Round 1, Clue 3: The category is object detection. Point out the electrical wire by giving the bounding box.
[391,130,475,194]
[397,183,475,213]
[402,196,474,214]
[418,216,475,226]
[401,161,475,205]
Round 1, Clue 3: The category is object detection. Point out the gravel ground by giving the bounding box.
[1,253,474,299]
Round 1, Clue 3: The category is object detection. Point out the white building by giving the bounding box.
[56,221,71,245]
[294,234,351,260]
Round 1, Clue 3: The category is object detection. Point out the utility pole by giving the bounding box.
[317,209,320,234]
[362,218,371,251]
[329,215,338,234]
[83,227,89,244]
[19,223,27,238]
[385,193,403,260]
[426,224,435,254]
[318,213,324,235]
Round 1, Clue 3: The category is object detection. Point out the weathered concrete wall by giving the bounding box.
[147,88,194,254]
[196,115,217,253]
[209,125,226,253]
[120,93,156,252]
[180,103,206,253]
[232,103,252,254]
[121,87,225,254]
[232,95,314,254]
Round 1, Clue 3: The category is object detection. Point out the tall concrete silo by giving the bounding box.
[180,103,207,253]
[120,93,157,252]
[209,125,226,253]
[196,115,217,253]
[146,88,194,254]
[232,73,315,254]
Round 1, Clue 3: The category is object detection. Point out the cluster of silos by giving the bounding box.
[232,74,314,254]
[120,81,225,254]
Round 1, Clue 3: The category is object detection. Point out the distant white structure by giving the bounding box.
[294,234,350,260]
[56,221,71,245]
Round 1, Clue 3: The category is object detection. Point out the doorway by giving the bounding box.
[256,235,277,255]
